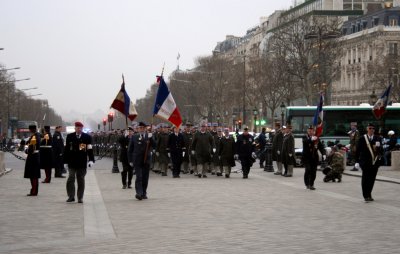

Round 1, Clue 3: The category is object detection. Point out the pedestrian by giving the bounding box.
[119,126,135,189]
[52,125,65,178]
[257,127,267,169]
[272,122,284,175]
[191,122,215,178]
[64,122,95,203]
[181,122,193,174]
[219,128,236,178]
[190,125,198,174]
[128,121,154,200]
[168,126,185,178]
[156,124,170,176]
[40,126,53,183]
[348,122,360,171]
[235,127,256,179]
[383,130,397,166]
[281,125,295,177]
[211,127,223,176]
[302,125,325,190]
[24,125,41,196]
[355,123,384,202]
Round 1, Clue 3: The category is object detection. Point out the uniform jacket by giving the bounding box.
[272,130,284,162]
[128,133,154,167]
[219,135,236,167]
[156,132,170,164]
[118,134,130,164]
[302,135,325,165]
[168,132,185,164]
[24,132,41,179]
[236,133,255,160]
[182,131,193,162]
[282,133,296,165]
[356,134,383,168]
[64,132,95,169]
[40,132,53,168]
[191,131,215,164]
[212,134,223,164]
[52,131,64,156]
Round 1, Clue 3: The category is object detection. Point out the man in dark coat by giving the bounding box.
[281,125,295,177]
[219,128,235,178]
[191,123,215,178]
[40,126,53,183]
[128,122,154,200]
[168,126,185,178]
[355,123,383,202]
[302,125,325,190]
[52,125,65,178]
[236,127,256,179]
[257,127,267,169]
[64,122,95,203]
[212,127,223,176]
[272,123,284,175]
[119,126,134,189]
[181,123,193,174]
[156,125,170,176]
[24,125,41,196]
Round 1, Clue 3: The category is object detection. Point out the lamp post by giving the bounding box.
[253,108,258,133]
[232,113,237,131]
[108,112,114,131]
[280,102,286,125]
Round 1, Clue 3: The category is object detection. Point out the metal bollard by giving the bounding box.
[264,142,274,172]
[111,143,120,173]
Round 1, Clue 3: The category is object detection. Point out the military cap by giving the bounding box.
[75,122,84,127]
[243,127,249,131]
[44,126,50,132]
[29,125,37,131]
[367,123,375,128]
[138,121,147,127]
[307,125,314,130]
[128,126,134,131]
[350,122,357,126]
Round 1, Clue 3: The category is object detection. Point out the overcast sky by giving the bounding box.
[1,0,292,118]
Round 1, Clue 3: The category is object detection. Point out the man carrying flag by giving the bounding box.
[372,84,392,120]
[111,75,138,122]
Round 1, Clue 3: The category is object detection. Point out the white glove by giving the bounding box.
[355,163,360,169]
[322,155,326,160]
[252,152,257,159]
[64,164,69,170]
[234,154,239,160]
[375,142,380,147]
[87,161,94,167]
[156,152,160,156]
[182,152,185,157]
[148,133,152,138]
[288,153,293,157]
[191,150,195,155]
[277,151,280,155]
[168,153,171,158]
[129,162,133,167]
[311,136,318,141]
[213,148,216,153]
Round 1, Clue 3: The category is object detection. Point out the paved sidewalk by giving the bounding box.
[1,152,400,254]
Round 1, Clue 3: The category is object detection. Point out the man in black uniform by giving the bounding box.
[235,127,256,179]
[128,122,154,200]
[168,126,185,178]
[64,122,95,203]
[302,125,325,190]
[53,125,65,178]
[119,126,134,189]
[24,125,41,196]
[355,123,383,202]
[40,126,53,183]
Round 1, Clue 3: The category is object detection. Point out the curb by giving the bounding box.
[0,168,13,177]
[343,171,400,185]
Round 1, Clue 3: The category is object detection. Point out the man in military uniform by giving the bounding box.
[53,125,65,178]
[257,127,268,169]
[348,122,360,171]
[168,126,185,178]
[236,127,256,179]
[272,123,284,175]
[219,128,235,178]
[355,123,383,202]
[212,127,223,176]
[119,126,134,189]
[191,122,215,178]
[302,125,325,190]
[128,122,154,200]
[24,125,41,196]
[156,124,170,176]
[281,125,295,177]
[40,126,53,183]
[151,124,160,173]
[190,125,198,174]
[181,123,193,174]
[64,122,95,203]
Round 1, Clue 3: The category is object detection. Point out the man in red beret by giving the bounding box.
[64,122,95,203]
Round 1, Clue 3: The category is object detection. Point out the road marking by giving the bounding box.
[84,169,116,240]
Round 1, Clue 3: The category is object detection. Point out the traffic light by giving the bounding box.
[102,118,107,126]
[260,119,266,125]
[108,112,114,122]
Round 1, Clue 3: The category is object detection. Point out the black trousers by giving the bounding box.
[121,162,134,186]
[171,153,182,177]
[135,164,150,197]
[240,157,252,176]
[361,164,379,199]
[304,163,318,187]
[54,154,64,176]
[66,167,87,200]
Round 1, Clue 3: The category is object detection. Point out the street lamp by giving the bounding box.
[108,112,114,131]
[280,102,286,126]
[253,107,258,133]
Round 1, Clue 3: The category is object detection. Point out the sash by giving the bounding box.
[364,134,377,165]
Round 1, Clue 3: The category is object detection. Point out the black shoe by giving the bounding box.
[197,174,202,178]
[142,195,148,199]
[135,194,142,200]
[274,172,282,175]
[173,175,180,178]
[309,186,316,190]
[78,199,83,203]
[225,174,230,178]
[27,193,37,196]
[54,175,66,178]
[202,175,207,178]
[243,175,248,179]
[266,169,274,172]
[122,185,127,189]
[364,197,373,202]
[66,197,75,202]
[285,175,293,177]
[350,168,358,171]
[190,170,194,174]
[306,185,310,189]
[128,185,132,189]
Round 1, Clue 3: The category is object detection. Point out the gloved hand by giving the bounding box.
[277,151,280,155]
[212,148,216,153]
[156,152,160,156]
[191,150,195,155]
[129,162,133,167]
[168,153,171,158]
[64,164,69,170]
[148,132,153,138]
[311,136,318,141]
[182,152,185,157]
[355,163,360,170]
[234,154,239,160]
[375,142,380,147]
[87,161,94,167]
[322,155,326,160]
[288,153,293,157]
[252,152,257,159]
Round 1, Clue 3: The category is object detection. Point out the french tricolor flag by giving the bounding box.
[313,93,324,137]
[110,75,138,121]
[153,76,182,128]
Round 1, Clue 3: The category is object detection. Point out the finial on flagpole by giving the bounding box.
[160,62,165,77]
[122,73,125,84]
